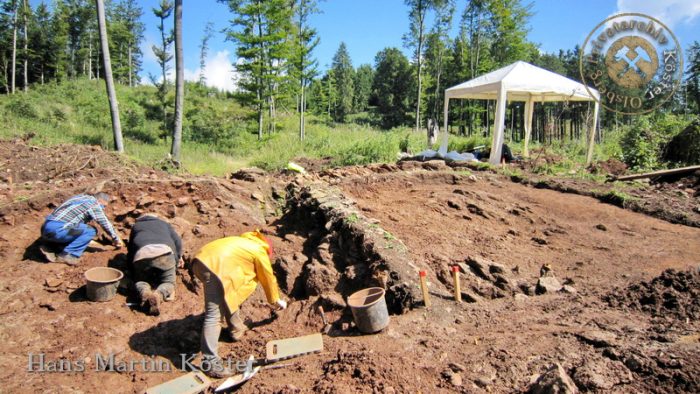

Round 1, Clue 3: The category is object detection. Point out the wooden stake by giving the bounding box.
[419,271,430,308]
[452,265,462,303]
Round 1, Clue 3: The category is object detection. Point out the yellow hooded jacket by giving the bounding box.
[194,232,280,313]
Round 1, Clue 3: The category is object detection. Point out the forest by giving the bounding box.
[1,0,699,172]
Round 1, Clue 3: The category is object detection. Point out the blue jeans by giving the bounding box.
[41,220,96,257]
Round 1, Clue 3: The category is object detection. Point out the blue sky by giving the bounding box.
[134,0,699,90]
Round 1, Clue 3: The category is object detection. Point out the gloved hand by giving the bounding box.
[276,299,287,310]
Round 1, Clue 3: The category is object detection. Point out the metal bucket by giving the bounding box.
[347,287,390,334]
[84,267,123,302]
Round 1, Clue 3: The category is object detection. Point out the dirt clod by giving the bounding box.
[606,269,700,321]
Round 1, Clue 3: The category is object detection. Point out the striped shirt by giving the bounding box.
[46,194,119,240]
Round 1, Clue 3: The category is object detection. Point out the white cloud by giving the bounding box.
[184,50,238,92]
[615,0,700,28]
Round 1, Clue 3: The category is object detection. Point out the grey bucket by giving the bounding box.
[84,267,123,302]
[347,287,390,334]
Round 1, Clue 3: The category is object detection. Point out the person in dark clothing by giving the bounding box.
[127,214,183,316]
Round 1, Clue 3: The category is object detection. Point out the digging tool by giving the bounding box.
[317,306,331,334]
[266,333,323,363]
[215,356,259,392]
[146,371,211,394]
[452,265,462,303]
[419,270,430,308]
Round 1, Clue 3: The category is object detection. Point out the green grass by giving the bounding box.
[0,78,619,178]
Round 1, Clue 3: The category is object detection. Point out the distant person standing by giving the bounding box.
[40,193,122,265]
[127,214,183,316]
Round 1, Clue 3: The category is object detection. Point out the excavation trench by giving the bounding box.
[276,181,421,315]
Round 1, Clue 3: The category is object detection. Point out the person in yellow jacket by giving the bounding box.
[192,231,287,378]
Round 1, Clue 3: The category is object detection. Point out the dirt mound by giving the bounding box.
[606,268,700,320]
[589,158,627,176]
[0,140,142,184]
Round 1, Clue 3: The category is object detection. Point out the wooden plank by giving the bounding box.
[266,333,323,362]
[613,165,700,182]
[145,371,211,394]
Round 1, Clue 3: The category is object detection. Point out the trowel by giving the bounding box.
[214,356,260,392]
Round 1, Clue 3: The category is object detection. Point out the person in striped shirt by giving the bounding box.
[40,192,123,265]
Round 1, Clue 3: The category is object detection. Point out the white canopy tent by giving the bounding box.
[442,61,600,165]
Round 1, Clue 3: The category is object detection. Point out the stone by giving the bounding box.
[560,285,577,294]
[303,260,339,296]
[489,262,507,275]
[572,359,631,391]
[532,237,548,245]
[475,376,493,388]
[136,195,155,208]
[44,278,63,288]
[595,224,607,231]
[514,293,530,302]
[448,362,466,372]
[195,201,210,214]
[465,256,495,281]
[175,197,189,207]
[528,363,578,394]
[165,205,176,219]
[576,331,617,348]
[345,263,369,281]
[536,277,562,295]
[251,192,265,202]
[449,372,462,387]
[319,293,346,310]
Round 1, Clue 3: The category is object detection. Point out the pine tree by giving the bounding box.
[223,0,292,140]
[353,64,374,113]
[330,42,353,122]
[373,47,413,129]
[29,2,52,85]
[149,0,174,136]
[198,21,214,85]
[686,41,700,113]
[171,0,183,163]
[404,0,434,131]
[290,0,320,140]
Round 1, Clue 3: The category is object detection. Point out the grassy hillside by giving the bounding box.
[4,78,673,177]
[0,79,494,175]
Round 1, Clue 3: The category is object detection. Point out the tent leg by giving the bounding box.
[585,101,599,166]
[489,84,507,165]
[523,96,534,158]
[439,97,449,156]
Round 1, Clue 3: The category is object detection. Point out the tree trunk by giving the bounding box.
[300,84,305,140]
[171,0,184,163]
[95,0,124,153]
[88,30,93,80]
[128,44,133,87]
[11,2,17,94]
[414,7,425,132]
[22,0,28,91]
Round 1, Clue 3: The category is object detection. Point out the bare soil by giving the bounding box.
[0,141,698,393]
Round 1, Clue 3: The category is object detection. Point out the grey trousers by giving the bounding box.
[133,254,176,301]
[193,259,245,361]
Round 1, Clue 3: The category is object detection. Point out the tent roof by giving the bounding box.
[445,61,599,102]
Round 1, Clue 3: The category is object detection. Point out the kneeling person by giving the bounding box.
[41,192,122,265]
[127,214,183,316]
[193,231,286,378]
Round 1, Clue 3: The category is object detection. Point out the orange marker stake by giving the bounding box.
[419,271,430,308]
[452,265,462,303]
